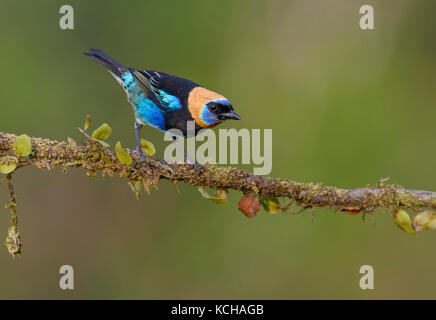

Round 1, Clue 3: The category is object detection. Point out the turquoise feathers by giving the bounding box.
[120,72,166,131]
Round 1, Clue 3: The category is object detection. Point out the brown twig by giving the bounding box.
[5,174,21,257]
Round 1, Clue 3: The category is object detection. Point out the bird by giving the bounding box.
[84,48,241,161]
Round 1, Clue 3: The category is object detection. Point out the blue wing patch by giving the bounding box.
[129,69,181,112]
[156,89,182,110]
[148,72,182,110]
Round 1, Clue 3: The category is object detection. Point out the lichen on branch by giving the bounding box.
[1,131,436,212]
[1,129,436,250]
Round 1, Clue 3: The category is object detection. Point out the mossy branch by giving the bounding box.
[1,131,436,213]
[1,129,436,253]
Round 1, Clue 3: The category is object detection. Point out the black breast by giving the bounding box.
[163,107,203,138]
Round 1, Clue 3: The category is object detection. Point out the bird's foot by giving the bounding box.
[188,161,202,175]
[135,146,148,161]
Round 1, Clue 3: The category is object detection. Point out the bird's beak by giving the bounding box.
[220,110,241,120]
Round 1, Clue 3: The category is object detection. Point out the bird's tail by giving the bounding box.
[84,48,128,78]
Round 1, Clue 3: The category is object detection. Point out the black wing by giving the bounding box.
[128,69,171,111]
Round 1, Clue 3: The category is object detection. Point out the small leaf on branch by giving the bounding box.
[91,123,112,141]
[412,210,436,232]
[5,225,21,257]
[393,209,416,236]
[0,156,18,175]
[238,195,260,218]
[214,189,229,204]
[0,163,17,175]
[115,141,133,166]
[13,134,32,158]
[259,196,280,213]
[84,115,92,131]
[93,139,110,148]
[140,138,156,156]
[198,186,228,205]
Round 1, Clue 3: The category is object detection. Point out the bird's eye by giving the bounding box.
[209,104,217,112]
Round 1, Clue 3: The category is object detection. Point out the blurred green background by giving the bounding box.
[1,0,436,299]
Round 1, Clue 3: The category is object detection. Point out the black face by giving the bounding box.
[207,102,241,121]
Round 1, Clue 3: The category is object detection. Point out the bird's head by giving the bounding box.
[188,87,241,128]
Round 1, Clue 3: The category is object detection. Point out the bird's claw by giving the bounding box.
[189,162,201,175]
[135,147,148,161]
